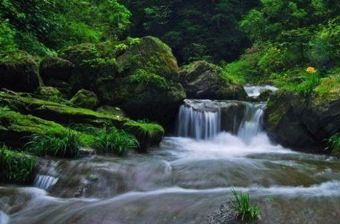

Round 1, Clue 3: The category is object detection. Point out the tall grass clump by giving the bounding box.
[25,132,80,158]
[232,189,261,222]
[328,133,340,156]
[0,145,37,184]
[93,126,138,156]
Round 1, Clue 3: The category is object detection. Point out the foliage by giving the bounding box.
[129,69,168,89]
[328,133,340,156]
[25,132,80,158]
[0,0,131,56]
[92,126,138,156]
[125,0,259,63]
[0,145,37,184]
[232,189,261,222]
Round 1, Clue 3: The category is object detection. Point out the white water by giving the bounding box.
[0,211,9,224]
[34,175,59,190]
[177,100,221,140]
[244,85,278,98]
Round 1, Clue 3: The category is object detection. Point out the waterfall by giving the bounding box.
[176,100,265,143]
[34,175,59,190]
[177,100,221,140]
[237,103,265,143]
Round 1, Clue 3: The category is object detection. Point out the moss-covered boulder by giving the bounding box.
[35,86,65,103]
[40,56,74,83]
[0,146,37,184]
[116,36,179,80]
[0,91,164,152]
[179,61,246,100]
[0,51,40,92]
[264,90,340,153]
[70,89,98,109]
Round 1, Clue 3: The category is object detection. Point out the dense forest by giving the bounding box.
[2,1,340,223]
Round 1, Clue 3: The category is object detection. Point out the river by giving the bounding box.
[1,87,340,224]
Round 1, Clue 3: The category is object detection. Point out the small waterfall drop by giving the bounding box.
[237,103,265,143]
[34,175,59,190]
[177,100,221,140]
[176,99,266,143]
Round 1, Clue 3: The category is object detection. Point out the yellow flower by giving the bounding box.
[306,66,317,74]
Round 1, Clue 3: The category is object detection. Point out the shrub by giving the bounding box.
[0,145,37,184]
[25,132,80,158]
[232,189,261,222]
[93,126,138,156]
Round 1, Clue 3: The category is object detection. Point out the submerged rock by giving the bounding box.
[0,51,40,92]
[180,61,246,100]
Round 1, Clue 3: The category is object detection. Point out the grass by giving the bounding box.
[93,126,138,156]
[232,189,261,222]
[0,145,37,184]
[328,133,340,156]
[25,131,80,158]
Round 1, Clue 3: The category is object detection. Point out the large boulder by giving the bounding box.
[179,61,247,100]
[39,57,74,94]
[264,90,340,153]
[0,52,40,92]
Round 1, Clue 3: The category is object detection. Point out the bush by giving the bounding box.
[25,132,80,158]
[93,126,138,156]
[0,145,37,184]
[232,189,261,222]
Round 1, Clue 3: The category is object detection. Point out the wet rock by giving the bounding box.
[264,91,340,153]
[0,51,40,92]
[208,202,238,224]
[40,57,74,83]
[180,61,247,100]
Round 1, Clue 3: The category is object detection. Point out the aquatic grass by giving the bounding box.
[0,145,37,184]
[25,131,80,158]
[93,126,138,156]
[231,189,261,222]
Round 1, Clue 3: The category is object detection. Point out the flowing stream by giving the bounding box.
[1,94,340,223]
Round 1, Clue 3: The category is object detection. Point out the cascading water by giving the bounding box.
[176,100,221,140]
[34,175,59,190]
[237,103,265,143]
[176,99,266,144]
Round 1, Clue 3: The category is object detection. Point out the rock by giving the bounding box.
[0,51,40,92]
[0,91,164,152]
[257,90,273,102]
[220,102,247,134]
[40,57,74,83]
[264,91,340,153]
[96,37,186,127]
[96,105,125,117]
[70,89,98,109]
[60,42,118,92]
[116,36,179,80]
[180,61,247,100]
[35,86,64,102]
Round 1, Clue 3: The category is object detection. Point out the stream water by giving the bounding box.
[1,87,340,224]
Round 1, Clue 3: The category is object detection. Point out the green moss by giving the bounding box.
[0,145,37,184]
[314,74,340,105]
[128,69,169,89]
[70,89,98,109]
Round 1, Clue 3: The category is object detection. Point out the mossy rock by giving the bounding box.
[96,105,125,117]
[0,146,37,184]
[70,89,98,109]
[35,86,65,103]
[40,56,74,83]
[116,36,179,81]
[0,51,40,92]
[97,69,186,127]
[123,120,165,153]
[0,91,165,152]
[180,61,247,100]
